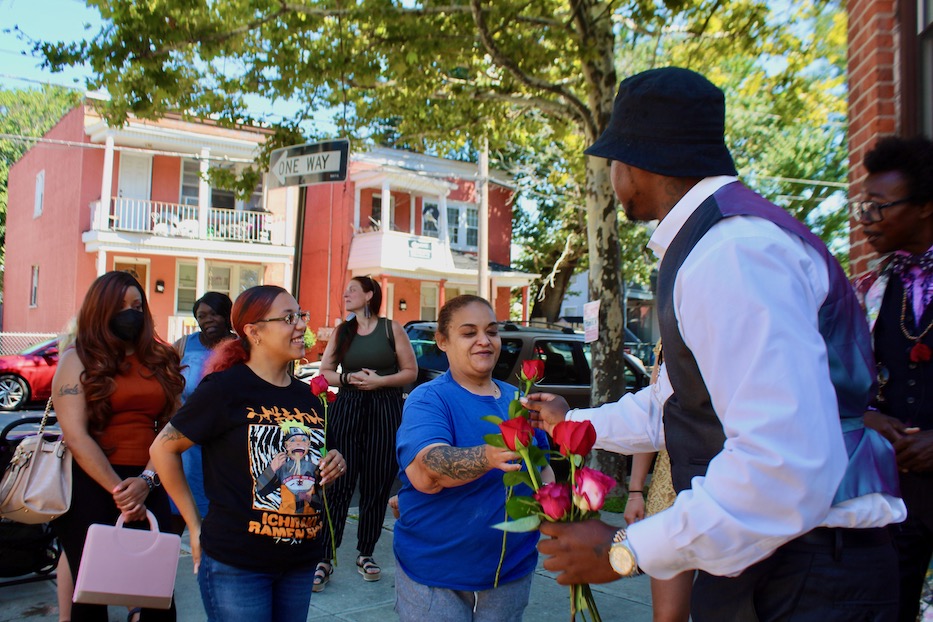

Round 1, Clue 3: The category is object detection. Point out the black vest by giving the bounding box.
[874,273,933,430]
[657,182,892,501]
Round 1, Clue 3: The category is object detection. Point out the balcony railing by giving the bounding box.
[93,198,281,244]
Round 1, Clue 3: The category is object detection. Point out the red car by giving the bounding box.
[0,339,59,411]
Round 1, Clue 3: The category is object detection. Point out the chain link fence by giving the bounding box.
[0,332,58,356]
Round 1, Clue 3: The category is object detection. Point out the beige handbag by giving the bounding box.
[0,398,73,524]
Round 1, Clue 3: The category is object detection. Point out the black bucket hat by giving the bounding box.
[584,67,738,178]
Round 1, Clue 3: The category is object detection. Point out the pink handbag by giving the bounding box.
[73,510,181,609]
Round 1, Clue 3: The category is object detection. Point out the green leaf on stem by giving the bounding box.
[491,515,541,532]
[508,399,525,419]
[505,494,540,519]
[503,470,533,488]
[484,433,507,448]
[525,445,549,468]
[481,415,504,426]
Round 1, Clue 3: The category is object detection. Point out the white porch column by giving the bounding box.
[196,256,207,298]
[96,250,107,277]
[438,194,449,245]
[283,261,293,295]
[353,185,361,231]
[98,134,114,229]
[198,149,210,239]
[380,180,391,229]
[410,195,416,233]
[489,276,497,312]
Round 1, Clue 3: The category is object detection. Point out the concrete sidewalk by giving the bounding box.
[0,510,653,621]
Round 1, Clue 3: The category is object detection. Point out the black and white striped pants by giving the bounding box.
[322,386,402,559]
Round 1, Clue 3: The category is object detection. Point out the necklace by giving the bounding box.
[899,289,933,363]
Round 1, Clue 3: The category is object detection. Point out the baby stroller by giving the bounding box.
[0,416,62,584]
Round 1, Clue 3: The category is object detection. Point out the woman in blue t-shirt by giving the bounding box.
[394,295,553,622]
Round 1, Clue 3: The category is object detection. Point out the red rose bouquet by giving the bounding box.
[310,374,339,559]
[483,360,614,621]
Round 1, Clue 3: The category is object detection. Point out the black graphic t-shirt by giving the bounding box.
[170,363,326,572]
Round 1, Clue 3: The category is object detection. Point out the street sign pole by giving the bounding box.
[268,139,349,304]
[291,185,308,299]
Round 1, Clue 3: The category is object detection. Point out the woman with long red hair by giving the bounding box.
[151,285,346,622]
[52,270,184,622]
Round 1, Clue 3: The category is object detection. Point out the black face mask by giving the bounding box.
[110,309,145,342]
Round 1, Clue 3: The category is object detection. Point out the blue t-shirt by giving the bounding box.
[394,371,546,590]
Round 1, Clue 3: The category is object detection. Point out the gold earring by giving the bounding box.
[254,338,261,346]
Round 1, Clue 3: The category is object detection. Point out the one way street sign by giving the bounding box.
[268,139,349,189]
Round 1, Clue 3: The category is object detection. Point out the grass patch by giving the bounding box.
[602,496,628,514]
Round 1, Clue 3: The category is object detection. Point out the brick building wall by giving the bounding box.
[847,0,900,278]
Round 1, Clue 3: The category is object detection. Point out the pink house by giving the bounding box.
[4,101,533,347]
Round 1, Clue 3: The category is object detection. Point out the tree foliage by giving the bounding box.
[30,0,849,406]
[0,85,83,300]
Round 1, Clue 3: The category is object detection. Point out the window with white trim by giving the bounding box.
[420,283,438,322]
[447,203,479,250]
[180,159,263,210]
[372,193,396,230]
[422,201,440,238]
[29,265,39,307]
[176,261,264,314]
[33,170,45,218]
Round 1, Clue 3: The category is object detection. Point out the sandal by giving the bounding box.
[312,561,333,593]
[356,556,381,582]
[127,608,142,622]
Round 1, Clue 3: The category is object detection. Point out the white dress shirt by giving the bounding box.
[568,176,906,579]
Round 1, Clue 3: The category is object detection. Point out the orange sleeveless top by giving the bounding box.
[98,354,167,466]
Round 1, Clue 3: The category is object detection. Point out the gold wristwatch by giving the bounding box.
[608,528,640,577]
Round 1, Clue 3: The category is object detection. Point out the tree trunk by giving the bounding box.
[529,256,579,322]
[577,0,629,493]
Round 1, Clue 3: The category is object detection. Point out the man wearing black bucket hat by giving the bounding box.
[524,67,906,620]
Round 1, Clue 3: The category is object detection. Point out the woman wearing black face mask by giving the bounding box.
[51,271,184,622]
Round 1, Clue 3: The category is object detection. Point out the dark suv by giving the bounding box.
[404,322,649,409]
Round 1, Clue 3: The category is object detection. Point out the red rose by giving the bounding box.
[326,390,337,403]
[534,482,572,520]
[552,420,597,457]
[521,359,545,383]
[572,467,616,512]
[310,374,329,397]
[910,343,932,363]
[499,416,534,451]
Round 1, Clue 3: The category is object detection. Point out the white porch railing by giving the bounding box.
[92,198,281,245]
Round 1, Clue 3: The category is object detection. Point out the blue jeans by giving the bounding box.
[395,563,532,622]
[197,551,316,622]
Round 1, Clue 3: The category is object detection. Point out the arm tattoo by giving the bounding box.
[157,424,188,444]
[58,384,81,396]
[423,446,488,481]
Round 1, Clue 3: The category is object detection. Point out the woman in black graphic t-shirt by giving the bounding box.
[150,286,347,622]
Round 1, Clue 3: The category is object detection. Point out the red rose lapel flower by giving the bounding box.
[552,420,597,457]
[910,343,931,364]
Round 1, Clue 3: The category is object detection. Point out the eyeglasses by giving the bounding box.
[849,197,915,223]
[253,311,311,326]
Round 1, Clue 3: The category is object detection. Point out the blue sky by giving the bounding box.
[0,0,100,91]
